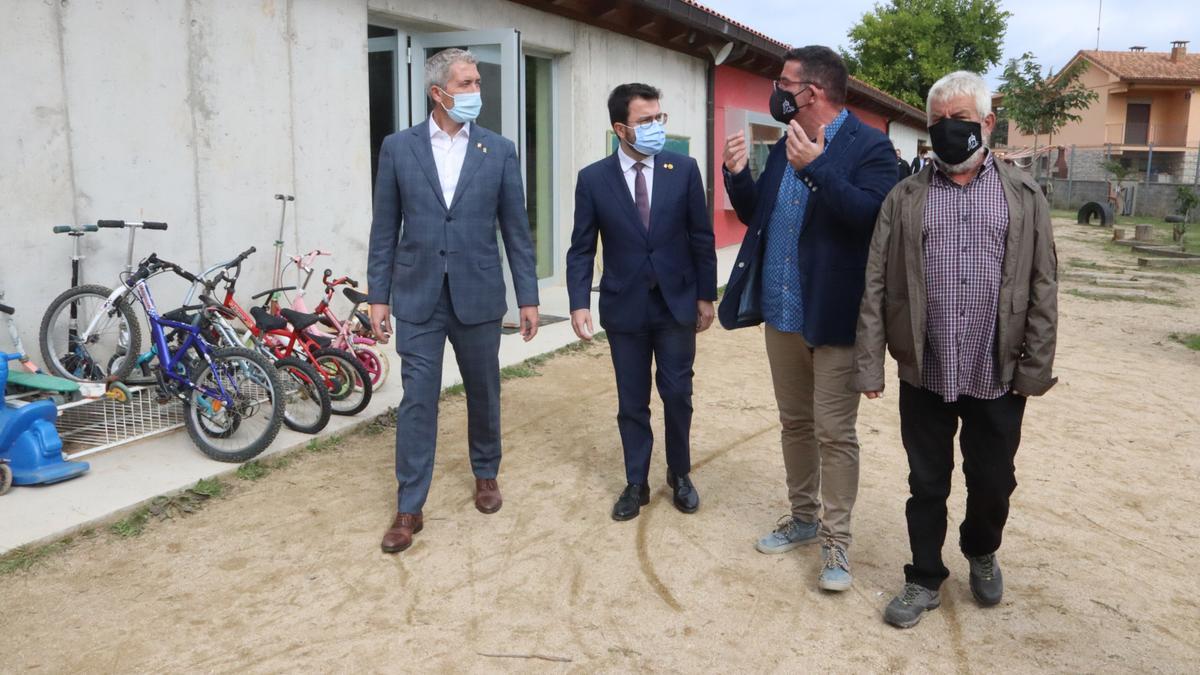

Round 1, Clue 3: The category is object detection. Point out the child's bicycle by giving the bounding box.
[122,254,284,462]
[182,249,332,435]
[280,249,389,387]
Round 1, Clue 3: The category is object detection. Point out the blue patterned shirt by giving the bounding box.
[761,109,848,333]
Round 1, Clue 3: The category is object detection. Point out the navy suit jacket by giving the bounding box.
[718,111,897,346]
[366,121,539,325]
[567,150,717,333]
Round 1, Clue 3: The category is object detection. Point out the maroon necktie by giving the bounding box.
[634,163,650,230]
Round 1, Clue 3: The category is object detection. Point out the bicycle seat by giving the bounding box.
[250,306,288,332]
[342,287,369,305]
[354,310,371,328]
[310,332,333,348]
[279,308,321,332]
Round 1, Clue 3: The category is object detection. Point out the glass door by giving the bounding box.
[368,26,407,188]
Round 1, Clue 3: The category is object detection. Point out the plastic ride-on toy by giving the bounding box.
[0,302,92,487]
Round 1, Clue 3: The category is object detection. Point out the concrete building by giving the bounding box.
[1,0,923,339]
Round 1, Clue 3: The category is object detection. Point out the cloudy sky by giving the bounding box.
[698,0,1200,87]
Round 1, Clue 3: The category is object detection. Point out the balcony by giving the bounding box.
[1104,123,1189,147]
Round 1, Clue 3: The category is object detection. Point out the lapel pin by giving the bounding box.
[477,142,488,153]
[664,162,674,170]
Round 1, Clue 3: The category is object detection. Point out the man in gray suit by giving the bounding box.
[367,48,540,554]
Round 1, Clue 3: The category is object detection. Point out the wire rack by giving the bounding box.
[55,386,185,459]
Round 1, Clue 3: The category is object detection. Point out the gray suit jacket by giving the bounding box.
[367,121,539,325]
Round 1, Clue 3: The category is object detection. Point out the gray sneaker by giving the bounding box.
[884,582,941,629]
[755,515,820,554]
[818,539,853,591]
[967,553,1004,606]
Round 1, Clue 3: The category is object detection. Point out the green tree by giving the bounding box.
[997,53,1099,178]
[842,0,1010,108]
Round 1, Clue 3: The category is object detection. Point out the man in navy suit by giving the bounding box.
[367,49,540,554]
[566,83,718,521]
[719,46,897,590]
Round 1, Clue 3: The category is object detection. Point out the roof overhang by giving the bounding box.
[509,0,927,126]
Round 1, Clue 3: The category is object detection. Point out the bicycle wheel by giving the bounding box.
[351,342,386,388]
[183,347,283,462]
[0,463,12,495]
[312,347,373,416]
[39,284,141,383]
[275,356,331,434]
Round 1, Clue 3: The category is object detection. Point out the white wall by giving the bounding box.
[889,120,928,163]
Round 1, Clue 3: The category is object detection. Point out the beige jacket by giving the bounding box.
[853,159,1059,396]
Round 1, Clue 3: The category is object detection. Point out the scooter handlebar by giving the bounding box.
[0,303,13,315]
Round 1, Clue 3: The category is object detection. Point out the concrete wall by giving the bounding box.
[1049,178,1200,218]
[0,0,370,342]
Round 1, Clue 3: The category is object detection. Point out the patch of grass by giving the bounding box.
[268,454,293,470]
[236,460,269,481]
[1065,289,1181,306]
[190,477,225,498]
[306,434,342,454]
[111,507,151,538]
[440,383,465,399]
[1169,333,1200,351]
[0,540,73,575]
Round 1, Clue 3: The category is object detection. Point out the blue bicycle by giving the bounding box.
[124,254,283,462]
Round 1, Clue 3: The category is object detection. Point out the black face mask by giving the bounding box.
[929,118,983,166]
[770,85,800,124]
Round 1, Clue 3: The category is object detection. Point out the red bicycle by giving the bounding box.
[213,276,373,417]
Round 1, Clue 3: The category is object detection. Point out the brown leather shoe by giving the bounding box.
[475,478,502,514]
[381,512,423,553]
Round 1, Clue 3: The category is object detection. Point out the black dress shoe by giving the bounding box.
[667,469,699,514]
[612,483,651,521]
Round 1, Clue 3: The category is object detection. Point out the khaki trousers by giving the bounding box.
[764,325,862,547]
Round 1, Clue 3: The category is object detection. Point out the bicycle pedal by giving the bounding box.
[154,391,172,405]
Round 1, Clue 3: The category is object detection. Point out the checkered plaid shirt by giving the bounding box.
[922,152,1010,402]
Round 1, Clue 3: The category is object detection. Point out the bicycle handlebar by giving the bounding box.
[96,220,169,230]
[52,224,99,234]
[321,268,359,289]
[0,303,13,315]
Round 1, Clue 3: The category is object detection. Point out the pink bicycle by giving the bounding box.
[280,250,389,388]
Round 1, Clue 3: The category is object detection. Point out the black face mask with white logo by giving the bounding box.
[770,85,800,124]
[928,118,983,166]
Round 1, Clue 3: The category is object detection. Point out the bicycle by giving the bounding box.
[123,253,283,462]
[182,249,332,435]
[280,249,390,387]
[38,220,168,384]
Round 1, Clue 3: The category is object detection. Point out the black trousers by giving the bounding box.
[899,381,1027,590]
[607,287,696,486]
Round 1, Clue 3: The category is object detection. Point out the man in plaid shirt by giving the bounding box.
[853,71,1059,628]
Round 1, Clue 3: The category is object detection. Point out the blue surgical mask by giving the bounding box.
[626,121,666,156]
[438,87,482,124]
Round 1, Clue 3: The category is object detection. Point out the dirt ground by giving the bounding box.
[3,219,1199,673]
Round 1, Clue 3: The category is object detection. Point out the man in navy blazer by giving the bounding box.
[367,49,540,554]
[719,46,897,590]
[566,83,717,521]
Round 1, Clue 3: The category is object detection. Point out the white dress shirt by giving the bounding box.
[617,146,654,209]
[429,115,471,206]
